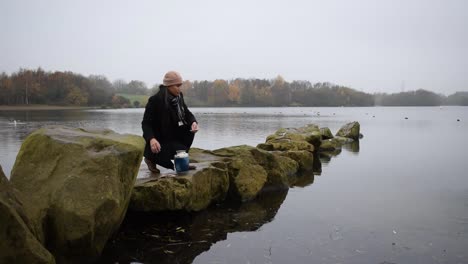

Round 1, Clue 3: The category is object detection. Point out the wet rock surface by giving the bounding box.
[0,165,55,264]
[9,126,144,263]
[131,161,229,212]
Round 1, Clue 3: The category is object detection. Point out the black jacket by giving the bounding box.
[142,86,196,156]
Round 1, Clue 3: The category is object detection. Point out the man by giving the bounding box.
[142,71,199,172]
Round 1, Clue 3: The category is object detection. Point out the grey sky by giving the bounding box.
[1,0,467,94]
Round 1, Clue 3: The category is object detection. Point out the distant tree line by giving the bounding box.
[1,68,467,107]
[181,76,374,107]
[375,90,468,106]
[0,68,143,108]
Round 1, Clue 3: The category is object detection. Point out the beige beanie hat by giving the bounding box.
[163,71,183,87]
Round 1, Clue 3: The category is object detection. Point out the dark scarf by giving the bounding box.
[167,92,187,126]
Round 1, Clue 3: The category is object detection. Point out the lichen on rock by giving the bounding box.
[10,126,144,263]
[0,165,55,264]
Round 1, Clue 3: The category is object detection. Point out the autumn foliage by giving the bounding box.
[2,68,465,107]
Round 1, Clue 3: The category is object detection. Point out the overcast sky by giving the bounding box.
[1,0,467,94]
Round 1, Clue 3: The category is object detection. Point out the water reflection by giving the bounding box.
[292,170,315,187]
[343,140,360,153]
[318,149,342,164]
[100,190,289,264]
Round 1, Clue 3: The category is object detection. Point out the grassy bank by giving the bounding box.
[116,93,149,107]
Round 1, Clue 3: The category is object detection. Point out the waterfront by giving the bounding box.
[1,107,467,263]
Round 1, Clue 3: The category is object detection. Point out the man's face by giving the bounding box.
[168,84,182,96]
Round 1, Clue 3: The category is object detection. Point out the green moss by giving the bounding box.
[131,164,229,212]
[279,150,314,172]
[319,138,343,151]
[227,158,267,202]
[320,127,334,139]
[335,121,360,140]
[1,165,55,264]
[10,126,143,263]
[250,148,299,188]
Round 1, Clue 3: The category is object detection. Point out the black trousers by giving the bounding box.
[144,128,195,170]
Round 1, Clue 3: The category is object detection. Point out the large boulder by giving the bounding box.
[10,126,144,263]
[227,159,267,201]
[130,162,229,212]
[292,124,322,147]
[0,165,55,264]
[212,146,268,202]
[250,148,299,189]
[335,121,360,140]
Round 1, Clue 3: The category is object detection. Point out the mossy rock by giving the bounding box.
[250,148,299,189]
[132,145,272,210]
[10,126,144,263]
[212,145,256,158]
[257,139,314,152]
[278,150,314,172]
[320,127,334,140]
[226,158,267,202]
[266,131,307,142]
[130,162,229,212]
[0,165,55,264]
[303,131,322,148]
[189,148,223,163]
[319,138,343,151]
[265,125,322,150]
[335,121,360,140]
[257,143,274,151]
[213,145,268,202]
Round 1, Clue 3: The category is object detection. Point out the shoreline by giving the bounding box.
[0,105,98,111]
[1,105,464,111]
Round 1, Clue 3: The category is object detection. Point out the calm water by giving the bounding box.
[1,107,468,264]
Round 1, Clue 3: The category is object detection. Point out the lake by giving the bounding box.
[1,107,468,264]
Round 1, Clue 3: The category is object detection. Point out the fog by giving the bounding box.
[1,0,467,94]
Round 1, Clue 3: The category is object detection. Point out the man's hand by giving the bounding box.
[190,122,199,133]
[150,138,161,153]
